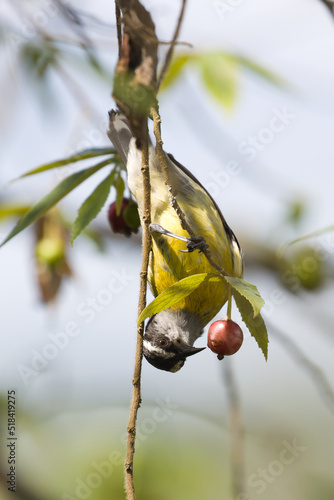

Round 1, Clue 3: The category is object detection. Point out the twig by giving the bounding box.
[159,40,192,48]
[269,321,334,417]
[112,2,157,498]
[156,0,187,91]
[151,106,228,277]
[124,125,151,500]
[223,360,246,498]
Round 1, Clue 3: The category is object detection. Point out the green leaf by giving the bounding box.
[138,273,222,325]
[123,200,140,231]
[159,55,190,91]
[224,277,264,317]
[233,290,269,360]
[18,148,116,178]
[159,50,282,101]
[1,159,112,247]
[199,53,237,110]
[115,174,125,215]
[71,171,115,244]
[0,205,31,221]
[228,54,284,87]
[21,41,59,79]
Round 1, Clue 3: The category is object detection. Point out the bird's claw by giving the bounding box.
[150,223,208,254]
[180,236,209,253]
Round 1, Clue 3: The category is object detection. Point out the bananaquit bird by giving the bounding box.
[108,110,244,373]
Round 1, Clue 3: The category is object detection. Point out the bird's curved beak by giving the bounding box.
[174,342,206,358]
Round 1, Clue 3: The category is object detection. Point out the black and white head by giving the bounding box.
[143,309,205,372]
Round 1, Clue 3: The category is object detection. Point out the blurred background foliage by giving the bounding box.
[1,1,334,499]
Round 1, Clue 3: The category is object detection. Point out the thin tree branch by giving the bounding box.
[151,106,228,277]
[112,3,157,498]
[124,125,151,500]
[269,321,334,417]
[159,40,192,48]
[156,0,187,91]
[223,360,246,498]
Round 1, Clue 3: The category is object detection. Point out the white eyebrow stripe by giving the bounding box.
[143,340,174,358]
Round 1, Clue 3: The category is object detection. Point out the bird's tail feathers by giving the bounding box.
[107,110,133,164]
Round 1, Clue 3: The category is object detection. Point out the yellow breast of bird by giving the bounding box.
[148,184,235,326]
[128,146,242,326]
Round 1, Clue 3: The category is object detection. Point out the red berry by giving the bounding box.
[207,319,243,357]
[108,198,139,237]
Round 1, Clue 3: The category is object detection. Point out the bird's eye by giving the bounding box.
[156,338,168,347]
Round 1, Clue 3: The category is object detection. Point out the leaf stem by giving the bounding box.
[226,287,232,320]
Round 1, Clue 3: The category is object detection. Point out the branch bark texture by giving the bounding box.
[112,2,157,499]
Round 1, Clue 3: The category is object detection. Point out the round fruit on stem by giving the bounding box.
[108,198,140,236]
[207,319,243,358]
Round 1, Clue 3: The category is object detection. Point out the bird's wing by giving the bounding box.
[167,152,242,256]
[107,109,243,274]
